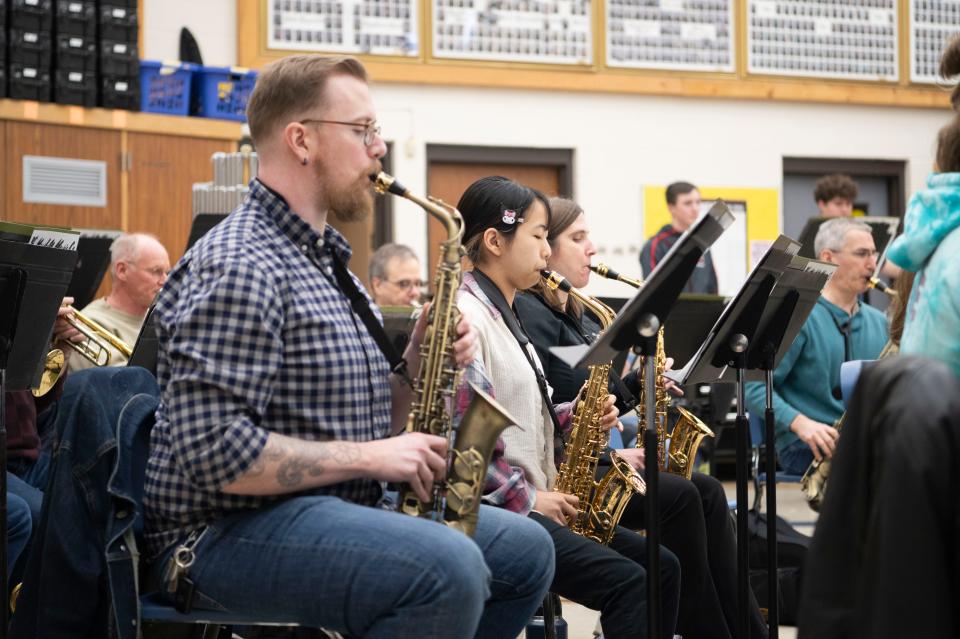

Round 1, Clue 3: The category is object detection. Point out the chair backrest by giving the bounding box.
[839,359,869,409]
[115,394,157,539]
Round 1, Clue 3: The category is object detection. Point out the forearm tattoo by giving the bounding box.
[247,438,361,489]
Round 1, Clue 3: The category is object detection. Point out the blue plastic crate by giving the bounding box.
[193,66,257,122]
[139,60,197,116]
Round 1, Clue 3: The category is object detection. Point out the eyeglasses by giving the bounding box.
[833,248,879,259]
[298,119,381,147]
[387,279,425,290]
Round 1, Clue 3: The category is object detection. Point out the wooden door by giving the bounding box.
[127,132,235,264]
[329,214,376,286]
[3,122,123,229]
[0,124,6,212]
[426,162,562,277]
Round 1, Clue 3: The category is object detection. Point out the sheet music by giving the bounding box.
[28,229,79,251]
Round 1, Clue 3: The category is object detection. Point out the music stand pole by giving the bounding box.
[751,289,799,639]
[729,336,751,639]
[638,320,661,639]
[764,371,779,638]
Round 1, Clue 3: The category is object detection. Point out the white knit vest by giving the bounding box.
[459,291,557,491]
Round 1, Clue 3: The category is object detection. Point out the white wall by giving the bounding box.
[142,1,948,297]
[143,0,236,67]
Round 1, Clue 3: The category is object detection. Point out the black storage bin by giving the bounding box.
[0,67,7,99]
[99,39,138,75]
[98,4,137,42]
[55,0,95,38]
[9,63,52,101]
[101,74,139,110]
[56,33,97,71]
[54,67,96,105]
[10,0,52,31]
[9,29,53,69]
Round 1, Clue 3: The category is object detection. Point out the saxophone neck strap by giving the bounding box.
[330,252,412,386]
[473,269,562,432]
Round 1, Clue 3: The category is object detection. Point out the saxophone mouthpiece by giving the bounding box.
[590,262,644,289]
[541,269,572,293]
[590,263,620,280]
[868,276,897,296]
[370,171,407,197]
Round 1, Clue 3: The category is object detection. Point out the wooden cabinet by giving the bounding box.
[0,99,241,267]
[126,132,236,262]
[4,121,124,231]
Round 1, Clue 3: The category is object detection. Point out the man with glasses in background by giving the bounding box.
[369,242,425,307]
[745,217,888,474]
[72,232,170,371]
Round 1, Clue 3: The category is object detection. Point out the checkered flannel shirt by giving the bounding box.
[144,179,392,557]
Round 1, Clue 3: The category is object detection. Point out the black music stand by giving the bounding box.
[128,305,159,376]
[185,213,228,252]
[667,238,835,638]
[797,215,899,260]
[552,201,735,639]
[0,240,77,639]
[65,230,122,310]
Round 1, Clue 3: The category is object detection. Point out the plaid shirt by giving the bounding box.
[455,272,574,516]
[144,179,392,556]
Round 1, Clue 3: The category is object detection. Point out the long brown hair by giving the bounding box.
[887,271,916,347]
[937,36,960,173]
[528,197,585,318]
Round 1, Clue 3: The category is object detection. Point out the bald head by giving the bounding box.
[110,233,170,315]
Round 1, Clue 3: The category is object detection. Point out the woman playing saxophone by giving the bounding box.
[452,176,681,639]
[514,196,769,639]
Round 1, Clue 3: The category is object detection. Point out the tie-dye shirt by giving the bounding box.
[888,172,960,378]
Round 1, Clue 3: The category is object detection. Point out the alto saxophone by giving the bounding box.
[590,262,715,480]
[543,270,646,545]
[372,172,511,537]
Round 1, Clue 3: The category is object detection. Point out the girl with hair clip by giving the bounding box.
[887,34,960,378]
[453,176,681,639]
[514,196,768,639]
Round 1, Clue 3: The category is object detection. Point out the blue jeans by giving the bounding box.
[149,498,554,639]
[7,492,31,580]
[7,449,52,526]
[778,438,814,475]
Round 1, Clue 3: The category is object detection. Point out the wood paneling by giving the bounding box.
[0,98,242,139]
[4,122,123,229]
[127,133,235,264]
[426,162,562,278]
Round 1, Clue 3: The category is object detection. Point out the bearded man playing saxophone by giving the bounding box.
[142,54,554,638]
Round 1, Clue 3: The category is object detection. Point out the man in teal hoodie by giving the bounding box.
[745,218,888,475]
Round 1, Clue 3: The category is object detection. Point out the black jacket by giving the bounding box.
[514,290,637,413]
[798,356,960,639]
